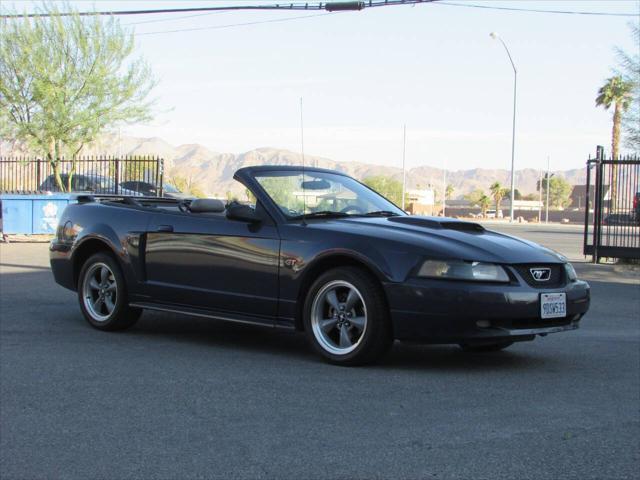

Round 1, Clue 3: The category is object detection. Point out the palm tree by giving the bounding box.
[596,76,634,159]
[479,195,491,217]
[445,184,455,200]
[596,76,634,210]
[490,181,509,213]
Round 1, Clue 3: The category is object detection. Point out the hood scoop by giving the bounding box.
[388,216,485,233]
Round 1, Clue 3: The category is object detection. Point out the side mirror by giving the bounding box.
[226,203,261,223]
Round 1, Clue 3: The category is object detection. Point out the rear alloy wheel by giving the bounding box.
[458,342,514,353]
[78,252,141,331]
[304,267,392,365]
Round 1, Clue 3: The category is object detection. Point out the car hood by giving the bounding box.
[307,215,565,264]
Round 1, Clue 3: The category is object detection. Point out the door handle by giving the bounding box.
[156,225,174,232]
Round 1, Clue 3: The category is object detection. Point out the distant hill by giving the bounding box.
[1,134,586,198]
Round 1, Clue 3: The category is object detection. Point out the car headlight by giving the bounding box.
[564,262,578,281]
[417,260,510,282]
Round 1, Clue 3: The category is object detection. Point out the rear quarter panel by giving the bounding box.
[51,203,153,293]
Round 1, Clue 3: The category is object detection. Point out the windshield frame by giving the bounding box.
[249,168,406,223]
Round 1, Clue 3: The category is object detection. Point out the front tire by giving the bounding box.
[303,267,392,366]
[77,252,141,331]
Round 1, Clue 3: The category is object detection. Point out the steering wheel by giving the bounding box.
[340,205,366,214]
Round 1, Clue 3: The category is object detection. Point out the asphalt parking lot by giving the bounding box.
[1,227,639,480]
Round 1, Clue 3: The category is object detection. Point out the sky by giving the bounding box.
[3,0,640,172]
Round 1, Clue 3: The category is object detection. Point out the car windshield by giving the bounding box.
[254,170,405,219]
[163,183,180,193]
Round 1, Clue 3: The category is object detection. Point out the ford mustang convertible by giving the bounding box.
[50,166,590,365]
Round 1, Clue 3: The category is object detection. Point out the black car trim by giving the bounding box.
[129,301,294,329]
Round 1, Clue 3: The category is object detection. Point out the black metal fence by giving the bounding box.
[583,151,640,261]
[0,156,164,196]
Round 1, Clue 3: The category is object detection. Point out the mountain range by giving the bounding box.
[1,134,586,198]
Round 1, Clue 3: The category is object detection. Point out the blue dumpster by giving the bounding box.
[0,194,78,235]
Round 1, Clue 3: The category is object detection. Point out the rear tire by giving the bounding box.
[77,252,141,331]
[303,267,392,366]
[458,341,513,352]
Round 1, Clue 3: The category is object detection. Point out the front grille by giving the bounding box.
[512,264,565,288]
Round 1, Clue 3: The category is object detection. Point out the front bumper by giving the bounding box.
[384,277,590,344]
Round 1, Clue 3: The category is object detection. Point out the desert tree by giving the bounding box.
[596,76,634,159]
[489,181,509,212]
[547,176,573,209]
[478,194,491,217]
[596,75,634,209]
[167,172,206,198]
[615,23,639,152]
[445,183,455,200]
[363,175,406,207]
[464,189,484,206]
[0,2,156,191]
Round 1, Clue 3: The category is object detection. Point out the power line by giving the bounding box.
[125,10,233,26]
[435,2,639,17]
[0,1,438,18]
[2,0,636,20]
[135,12,335,36]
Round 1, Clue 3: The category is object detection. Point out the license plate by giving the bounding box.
[540,293,567,319]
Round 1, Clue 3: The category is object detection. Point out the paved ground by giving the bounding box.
[477,222,587,261]
[482,221,640,262]
[1,233,639,479]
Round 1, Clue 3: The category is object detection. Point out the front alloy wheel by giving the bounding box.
[311,280,368,355]
[304,267,392,365]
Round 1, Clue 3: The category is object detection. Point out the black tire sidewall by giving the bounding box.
[303,267,392,365]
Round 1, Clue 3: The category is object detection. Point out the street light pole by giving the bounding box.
[442,167,446,217]
[490,32,517,223]
[401,124,407,211]
[538,168,543,222]
[545,155,551,224]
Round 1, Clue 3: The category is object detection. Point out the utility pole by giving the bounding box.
[300,97,305,168]
[442,167,447,217]
[401,124,407,211]
[545,155,550,224]
[538,168,543,222]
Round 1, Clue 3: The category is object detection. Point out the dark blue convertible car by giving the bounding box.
[50,166,590,365]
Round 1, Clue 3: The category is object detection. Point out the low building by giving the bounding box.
[406,188,436,215]
[511,200,544,211]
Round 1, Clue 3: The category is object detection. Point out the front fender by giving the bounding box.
[276,225,425,325]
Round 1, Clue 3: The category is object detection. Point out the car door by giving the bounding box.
[143,203,280,325]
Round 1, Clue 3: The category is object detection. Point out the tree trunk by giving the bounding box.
[49,137,65,192]
[67,141,83,193]
[611,103,621,211]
